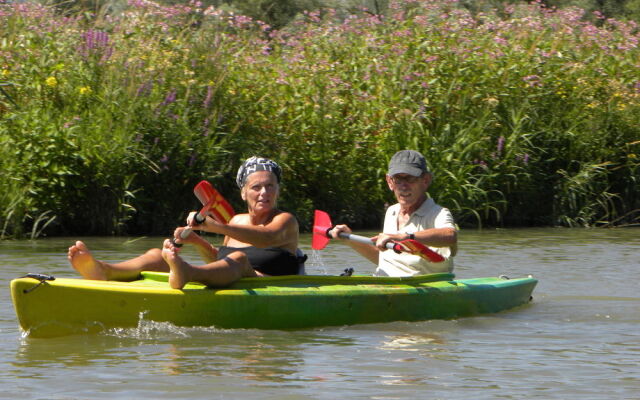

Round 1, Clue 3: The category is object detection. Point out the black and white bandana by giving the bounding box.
[236,156,282,188]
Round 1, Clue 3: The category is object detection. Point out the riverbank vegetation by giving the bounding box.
[1,0,639,238]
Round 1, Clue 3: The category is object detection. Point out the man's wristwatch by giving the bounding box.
[407,232,415,240]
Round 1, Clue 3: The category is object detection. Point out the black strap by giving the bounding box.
[20,273,55,294]
[340,268,354,277]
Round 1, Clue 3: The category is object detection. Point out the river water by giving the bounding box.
[0,228,638,399]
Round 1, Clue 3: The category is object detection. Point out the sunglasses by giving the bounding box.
[390,175,422,184]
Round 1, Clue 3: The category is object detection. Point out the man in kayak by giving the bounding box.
[68,156,302,289]
[329,150,457,276]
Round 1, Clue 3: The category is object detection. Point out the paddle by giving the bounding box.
[192,180,235,224]
[312,209,445,262]
[176,181,235,243]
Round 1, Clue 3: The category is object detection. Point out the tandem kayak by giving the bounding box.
[10,272,537,338]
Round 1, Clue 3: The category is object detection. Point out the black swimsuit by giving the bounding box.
[217,246,304,276]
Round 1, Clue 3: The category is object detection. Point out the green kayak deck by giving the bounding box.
[10,272,537,338]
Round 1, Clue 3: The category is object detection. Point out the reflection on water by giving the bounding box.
[13,316,361,386]
[1,229,639,399]
[379,333,445,352]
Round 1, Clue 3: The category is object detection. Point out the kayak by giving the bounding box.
[10,272,537,338]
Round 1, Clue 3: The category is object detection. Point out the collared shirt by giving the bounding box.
[376,197,456,277]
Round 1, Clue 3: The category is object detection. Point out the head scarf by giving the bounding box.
[236,156,282,188]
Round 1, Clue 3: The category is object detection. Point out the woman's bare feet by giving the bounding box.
[162,239,192,289]
[68,241,109,280]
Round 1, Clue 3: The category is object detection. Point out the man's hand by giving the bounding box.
[329,224,353,240]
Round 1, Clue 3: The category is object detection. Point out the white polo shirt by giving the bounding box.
[375,197,456,277]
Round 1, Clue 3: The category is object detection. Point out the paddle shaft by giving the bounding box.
[313,210,444,262]
[336,231,404,253]
[171,212,206,247]
[179,213,206,240]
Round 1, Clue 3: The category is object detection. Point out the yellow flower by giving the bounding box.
[45,76,58,87]
[333,97,345,105]
[483,97,499,107]
[78,86,92,95]
[1,69,9,78]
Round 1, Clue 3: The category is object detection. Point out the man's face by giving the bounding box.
[386,173,431,207]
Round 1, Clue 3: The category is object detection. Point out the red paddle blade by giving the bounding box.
[193,181,214,204]
[395,239,445,262]
[312,210,333,250]
[193,180,235,224]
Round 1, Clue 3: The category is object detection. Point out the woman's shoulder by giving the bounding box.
[274,210,297,219]
[230,210,297,227]
[229,213,250,224]
[275,211,299,228]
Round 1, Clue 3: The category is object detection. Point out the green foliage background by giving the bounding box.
[1,0,639,238]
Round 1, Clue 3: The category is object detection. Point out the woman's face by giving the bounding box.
[241,170,279,213]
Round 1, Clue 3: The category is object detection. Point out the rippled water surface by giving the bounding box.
[1,229,639,399]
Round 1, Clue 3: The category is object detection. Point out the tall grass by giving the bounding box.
[1,0,639,238]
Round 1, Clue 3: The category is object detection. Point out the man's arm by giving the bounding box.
[375,227,457,256]
[329,225,380,265]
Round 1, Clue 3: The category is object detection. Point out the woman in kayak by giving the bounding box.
[68,156,301,289]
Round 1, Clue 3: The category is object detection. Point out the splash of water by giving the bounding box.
[305,250,328,275]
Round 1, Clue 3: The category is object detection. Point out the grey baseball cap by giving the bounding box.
[388,150,429,176]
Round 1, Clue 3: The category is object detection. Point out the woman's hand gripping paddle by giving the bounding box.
[312,210,445,262]
[176,181,235,244]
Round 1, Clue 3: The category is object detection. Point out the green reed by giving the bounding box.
[1,0,639,238]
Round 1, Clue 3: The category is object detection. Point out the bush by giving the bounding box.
[1,0,639,238]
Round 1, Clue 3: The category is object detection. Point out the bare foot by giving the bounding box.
[68,241,109,280]
[161,239,192,289]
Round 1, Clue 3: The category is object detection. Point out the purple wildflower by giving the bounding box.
[523,75,542,87]
[494,36,508,46]
[161,89,177,106]
[79,29,112,62]
[417,103,426,119]
[497,136,505,156]
[203,85,213,109]
[202,118,210,137]
[516,153,531,165]
[136,81,153,97]
[473,159,489,170]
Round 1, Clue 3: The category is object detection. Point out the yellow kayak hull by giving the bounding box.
[10,272,537,338]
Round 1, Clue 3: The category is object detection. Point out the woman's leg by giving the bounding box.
[68,241,168,281]
[161,239,255,289]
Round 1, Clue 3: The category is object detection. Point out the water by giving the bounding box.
[1,229,639,399]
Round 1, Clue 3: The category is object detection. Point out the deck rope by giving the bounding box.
[20,273,55,294]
